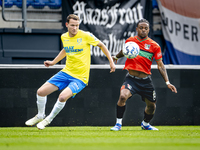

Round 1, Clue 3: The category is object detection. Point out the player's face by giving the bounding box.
[136,22,149,39]
[66,19,80,37]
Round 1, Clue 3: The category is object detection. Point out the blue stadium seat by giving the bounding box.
[0,0,61,9]
[14,0,34,8]
[0,0,15,8]
[47,0,61,9]
[32,0,48,9]
[152,0,159,9]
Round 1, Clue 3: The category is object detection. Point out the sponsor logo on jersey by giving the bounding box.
[64,46,83,54]
[156,52,162,58]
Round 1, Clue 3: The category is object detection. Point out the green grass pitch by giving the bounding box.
[0,126,200,150]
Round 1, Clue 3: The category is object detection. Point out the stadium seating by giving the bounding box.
[0,0,62,9]
[0,0,15,8]
[31,0,48,9]
[152,0,159,9]
[46,0,61,9]
[14,0,34,8]
[32,0,61,9]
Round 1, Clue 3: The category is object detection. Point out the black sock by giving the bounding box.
[143,111,154,123]
[117,105,126,118]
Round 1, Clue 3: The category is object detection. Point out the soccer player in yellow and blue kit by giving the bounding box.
[25,14,116,129]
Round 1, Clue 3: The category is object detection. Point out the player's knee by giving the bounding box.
[58,95,69,102]
[119,94,128,104]
[37,88,46,97]
[58,96,65,102]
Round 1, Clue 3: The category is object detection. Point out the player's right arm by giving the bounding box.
[97,41,116,73]
[112,37,135,63]
[44,49,66,67]
[112,50,124,64]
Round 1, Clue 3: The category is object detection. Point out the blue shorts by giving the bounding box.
[47,71,86,98]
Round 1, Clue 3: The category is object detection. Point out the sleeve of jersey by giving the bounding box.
[86,32,100,46]
[61,34,64,44]
[154,45,162,61]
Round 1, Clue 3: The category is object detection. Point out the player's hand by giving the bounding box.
[110,62,116,73]
[112,56,118,64]
[167,84,177,93]
[44,60,54,67]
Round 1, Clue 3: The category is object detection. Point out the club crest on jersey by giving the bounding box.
[77,38,82,44]
[145,44,151,50]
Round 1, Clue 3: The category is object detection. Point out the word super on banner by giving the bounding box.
[62,0,153,64]
[158,0,200,65]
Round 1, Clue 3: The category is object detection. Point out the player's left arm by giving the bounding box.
[156,60,177,93]
[97,41,116,73]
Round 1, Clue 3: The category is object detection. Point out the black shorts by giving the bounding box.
[121,73,156,102]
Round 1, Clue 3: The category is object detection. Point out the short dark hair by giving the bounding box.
[66,14,80,23]
[136,19,149,27]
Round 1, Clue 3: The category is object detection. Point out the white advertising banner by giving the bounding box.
[158,0,200,64]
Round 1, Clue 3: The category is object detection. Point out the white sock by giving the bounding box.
[36,94,47,119]
[116,118,122,125]
[142,120,149,126]
[46,99,66,123]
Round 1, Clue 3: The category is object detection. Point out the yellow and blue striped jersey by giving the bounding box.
[61,29,100,84]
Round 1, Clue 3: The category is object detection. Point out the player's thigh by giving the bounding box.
[37,82,59,96]
[59,87,73,102]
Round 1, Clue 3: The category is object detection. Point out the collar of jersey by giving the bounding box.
[67,30,80,38]
[136,36,148,42]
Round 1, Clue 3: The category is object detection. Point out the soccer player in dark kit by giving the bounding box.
[110,19,177,131]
